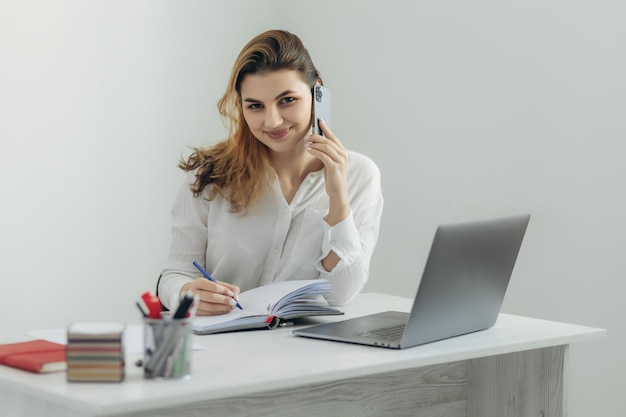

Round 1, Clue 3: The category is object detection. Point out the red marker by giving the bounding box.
[141,291,162,319]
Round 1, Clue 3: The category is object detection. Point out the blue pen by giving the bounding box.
[193,261,243,310]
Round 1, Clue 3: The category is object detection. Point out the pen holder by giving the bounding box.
[143,315,192,379]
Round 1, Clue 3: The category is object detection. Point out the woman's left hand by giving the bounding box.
[306,118,350,225]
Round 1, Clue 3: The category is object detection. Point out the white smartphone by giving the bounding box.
[312,85,331,136]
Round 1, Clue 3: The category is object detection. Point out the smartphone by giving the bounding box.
[312,85,331,136]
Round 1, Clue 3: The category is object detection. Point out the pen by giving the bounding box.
[136,301,149,318]
[193,261,243,310]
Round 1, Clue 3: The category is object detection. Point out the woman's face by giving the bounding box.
[240,69,313,155]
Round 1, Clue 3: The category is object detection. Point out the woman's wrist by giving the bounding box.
[325,195,350,226]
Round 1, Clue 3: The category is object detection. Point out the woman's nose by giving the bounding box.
[264,106,283,128]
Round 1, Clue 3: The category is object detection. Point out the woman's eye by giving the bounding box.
[247,103,263,110]
[280,97,296,105]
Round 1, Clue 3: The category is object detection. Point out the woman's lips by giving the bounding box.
[265,128,290,140]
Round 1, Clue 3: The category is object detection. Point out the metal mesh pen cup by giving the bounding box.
[143,315,192,379]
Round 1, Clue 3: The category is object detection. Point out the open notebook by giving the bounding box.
[192,279,343,335]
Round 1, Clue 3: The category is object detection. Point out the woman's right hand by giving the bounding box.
[181,278,241,315]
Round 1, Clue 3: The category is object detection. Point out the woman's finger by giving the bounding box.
[186,278,239,315]
[318,118,341,144]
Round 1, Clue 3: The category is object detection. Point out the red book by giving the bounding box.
[0,340,67,373]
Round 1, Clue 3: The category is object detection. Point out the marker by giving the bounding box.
[173,291,194,319]
[193,261,243,310]
[141,291,162,319]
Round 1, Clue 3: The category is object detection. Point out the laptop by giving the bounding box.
[293,214,530,349]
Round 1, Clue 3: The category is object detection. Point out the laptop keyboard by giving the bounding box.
[357,324,405,341]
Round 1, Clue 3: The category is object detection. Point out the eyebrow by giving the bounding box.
[243,90,298,103]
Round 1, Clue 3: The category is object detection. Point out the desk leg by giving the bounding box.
[467,345,565,417]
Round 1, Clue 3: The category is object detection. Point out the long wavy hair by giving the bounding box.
[179,30,322,213]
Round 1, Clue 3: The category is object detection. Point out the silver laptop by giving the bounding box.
[293,214,530,349]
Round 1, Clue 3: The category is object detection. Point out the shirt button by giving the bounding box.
[329,240,336,246]
[273,248,280,255]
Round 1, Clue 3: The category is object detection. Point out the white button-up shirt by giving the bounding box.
[158,150,383,310]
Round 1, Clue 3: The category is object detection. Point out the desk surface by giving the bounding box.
[0,293,605,417]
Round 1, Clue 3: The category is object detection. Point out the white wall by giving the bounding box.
[1,1,623,415]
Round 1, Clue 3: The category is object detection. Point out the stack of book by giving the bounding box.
[66,322,125,382]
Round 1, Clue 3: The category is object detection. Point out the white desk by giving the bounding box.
[0,293,604,417]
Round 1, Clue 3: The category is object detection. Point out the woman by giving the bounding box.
[158,30,383,315]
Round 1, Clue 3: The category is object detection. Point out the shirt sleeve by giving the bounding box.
[158,173,209,310]
[315,153,384,306]
[317,213,360,269]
